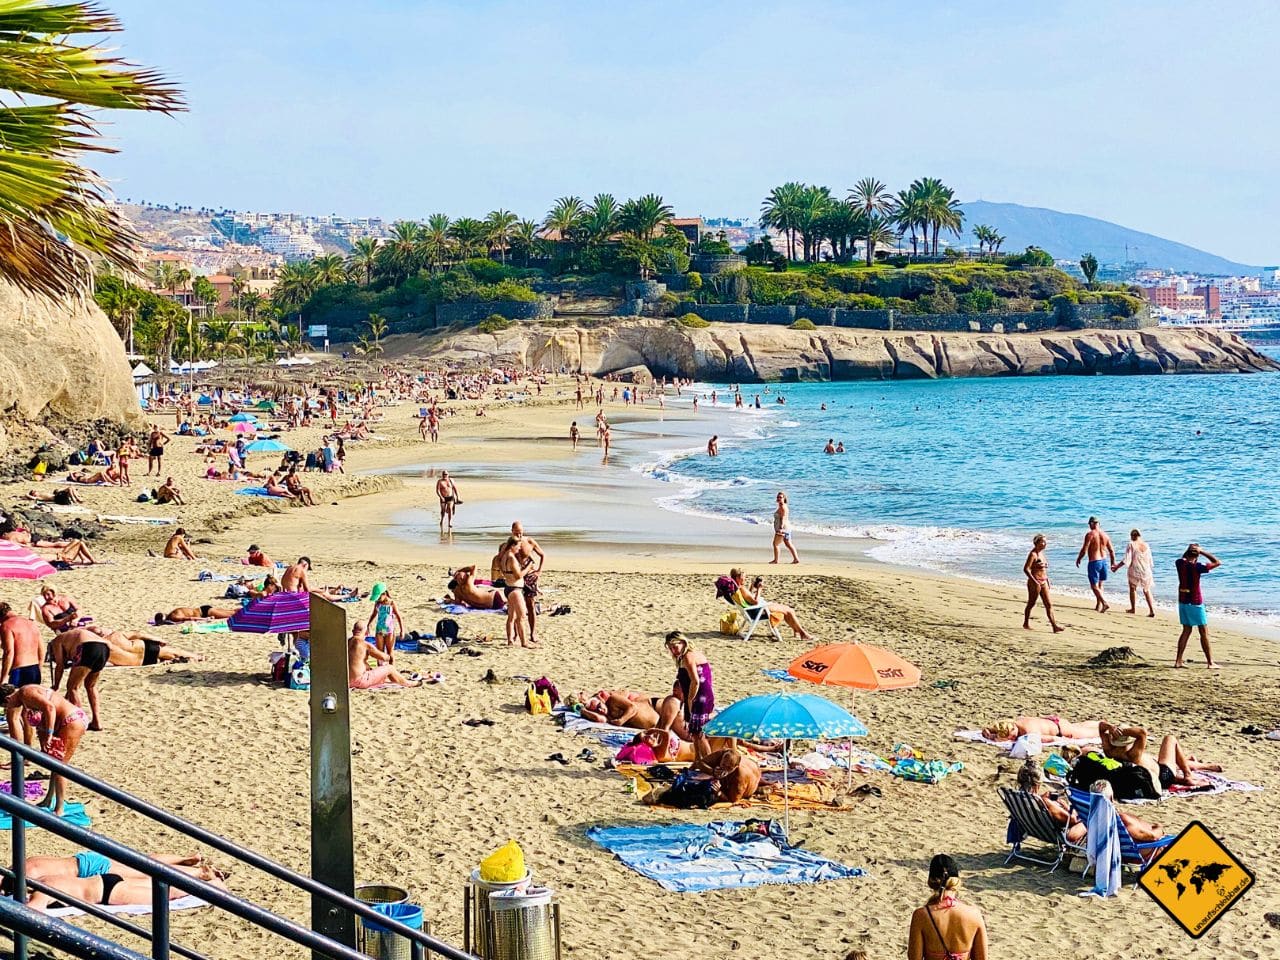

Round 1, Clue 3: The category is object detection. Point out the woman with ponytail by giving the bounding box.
[907,854,988,960]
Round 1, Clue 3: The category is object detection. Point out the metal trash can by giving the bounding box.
[464,869,530,959]
[363,902,424,960]
[486,887,560,960]
[355,884,409,959]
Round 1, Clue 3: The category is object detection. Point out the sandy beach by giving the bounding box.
[4,378,1278,960]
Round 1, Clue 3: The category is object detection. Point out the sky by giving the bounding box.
[95,0,1279,264]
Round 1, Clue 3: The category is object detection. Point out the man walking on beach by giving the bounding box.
[436,471,459,531]
[1175,543,1221,669]
[0,603,45,690]
[1076,516,1116,612]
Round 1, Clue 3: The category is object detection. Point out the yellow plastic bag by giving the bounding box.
[719,610,744,636]
[525,685,551,715]
[479,840,526,883]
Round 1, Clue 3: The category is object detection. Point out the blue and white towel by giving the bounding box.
[586,820,866,893]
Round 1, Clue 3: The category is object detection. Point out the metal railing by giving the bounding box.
[0,893,152,960]
[3,734,477,960]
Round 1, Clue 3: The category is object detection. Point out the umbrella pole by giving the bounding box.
[783,739,790,841]
[846,737,853,793]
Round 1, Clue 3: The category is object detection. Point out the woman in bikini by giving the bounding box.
[499,538,534,647]
[981,716,1101,742]
[1022,534,1064,632]
[23,861,228,914]
[2,684,89,815]
[907,854,988,960]
[770,491,800,564]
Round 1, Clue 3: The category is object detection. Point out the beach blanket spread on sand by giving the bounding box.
[585,820,865,892]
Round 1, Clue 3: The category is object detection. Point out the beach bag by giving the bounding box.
[288,660,310,690]
[479,841,526,883]
[268,651,289,683]
[435,618,460,644]
[714,575,737,601]
[525,685,552,715]
[719,610,745,636]
[533,676,559,707]
[1008,733,1042,759]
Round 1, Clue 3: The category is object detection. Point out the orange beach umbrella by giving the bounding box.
[787,642,922,691]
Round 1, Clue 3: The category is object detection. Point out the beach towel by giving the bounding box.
[234,487,288,498]
[1120,772,1263,805]
[1084,795,1122,897]
[435,598,504,616]
[559,712,636,751]
[616,765,848,812]
[0,781,47,800]
[48,895,207,919]
[96,514,177,525]
[891,758,964,785]
[816,742,893,774]
[0,802,91,831]
[954,729,1101,750]
[586,820,865,893]
[761,668,798,683]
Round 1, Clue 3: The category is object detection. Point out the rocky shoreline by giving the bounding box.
[418,318,1279,382]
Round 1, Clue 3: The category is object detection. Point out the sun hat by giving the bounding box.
[370,582,387,603]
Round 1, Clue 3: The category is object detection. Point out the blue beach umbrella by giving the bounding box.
[229,412,258,423]
[243,438,291,454]
[705,692,868,837]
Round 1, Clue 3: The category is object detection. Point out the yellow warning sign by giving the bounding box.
[1139,821,1253,938]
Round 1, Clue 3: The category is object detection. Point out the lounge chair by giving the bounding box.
[1066,786,1174,881]
[998,786,1084,872]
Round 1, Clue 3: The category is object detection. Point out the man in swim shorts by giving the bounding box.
[1075,516,1116,613]
[347,622,420,689]
[1,603,45,689]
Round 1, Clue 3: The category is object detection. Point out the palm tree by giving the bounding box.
[989,231,1006,256]
[617,194,674,243]
[420,213,452,272]
[0,1,183,298]
[542,196,586,250]
[815,201,860,263]
[448,217,487,260]
[364,313,388,355]
[152,261,177,294]
[893,185,926,258]
[582,194,619,246]
[510,219,540,267]
[348,237,378,285]
[272,261,317,315]
[311,253,346,287]
[849,177,894,218]
[191,274,219,317]
[760,182,806,262]
[863,215,897,266]
[379,220,422,283]
[1080,253,1099,288]
[911,177,964,255]
[483,209,518,263]
[241,290,264,320]
[795,185,834,262]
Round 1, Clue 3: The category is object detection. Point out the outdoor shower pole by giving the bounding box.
[309,593,356,956]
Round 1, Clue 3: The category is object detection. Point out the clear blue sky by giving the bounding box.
[97,0,1278,264]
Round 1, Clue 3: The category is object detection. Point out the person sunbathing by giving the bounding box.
[153,605,238,625]
[262,473,295,498]
[1085,779,1166,846]
[155,477,185,505]
[1099,722,1222,794]
[23,863,228,913]
[577,689,669,732]
[447,566,505,611]
[163,528,199,560]
[67,468,117,485]
[728,568,813,640]
[1016,761,1086,844]
[347,622,421,689]
[635,727,756,763]
[2,526,97,565]
[102,630,203,665]
[982,716,1101,742]
[21,851,225,887]
[284,471,316,506]
[39,587,84,632]
[25,487,83,505]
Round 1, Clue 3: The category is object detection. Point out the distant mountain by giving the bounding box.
[958,201,1265,276]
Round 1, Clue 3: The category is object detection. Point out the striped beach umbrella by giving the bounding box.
[0,541,57,580]
[227,591,310,634]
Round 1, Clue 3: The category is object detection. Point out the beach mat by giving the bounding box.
[435,598,503,616]
[0,802,91,831]
[559,712,636,751]
[761,668,798,683]
[586,820,865,892]
[954,729,1100,749]
[1122,772,1263,805]
[48,895,206,919]
[234,487,286,498]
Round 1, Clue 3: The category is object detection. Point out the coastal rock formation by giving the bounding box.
[420,318,1278,381]
[0,279,143,463]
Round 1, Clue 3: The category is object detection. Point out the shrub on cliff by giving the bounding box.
[676,313,710,328]
[789,318,817,330]
[477,314,513,334]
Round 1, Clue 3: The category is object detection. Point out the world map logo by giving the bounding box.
[1139,822,1253,939]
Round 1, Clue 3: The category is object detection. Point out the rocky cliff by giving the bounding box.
[0,279,143,464]
[416,318,1278,381]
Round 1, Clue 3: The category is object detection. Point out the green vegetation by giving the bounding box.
[676,313,709,328]
[476,314,514,334]
[0,1,183,298]
[1080,252,1099,288]
[789,318,817,330]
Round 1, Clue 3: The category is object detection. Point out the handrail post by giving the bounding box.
[151,879,170,960]
[11,747,28,960]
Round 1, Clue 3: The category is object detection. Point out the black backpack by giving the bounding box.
[434,618,460,645]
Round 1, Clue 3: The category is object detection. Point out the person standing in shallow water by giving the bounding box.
[770,491,800,564]
[1022,534,1065,632]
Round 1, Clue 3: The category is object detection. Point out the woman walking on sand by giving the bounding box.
[1114,528,1156,617]
[770,491,800,564]
[1022,534,1065,632]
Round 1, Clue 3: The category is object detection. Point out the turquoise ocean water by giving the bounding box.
[645,351,1280,626]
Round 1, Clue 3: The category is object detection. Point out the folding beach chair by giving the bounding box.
[1067,786,1174,882]
[998,787,1083,872]
[713,576,781,642]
